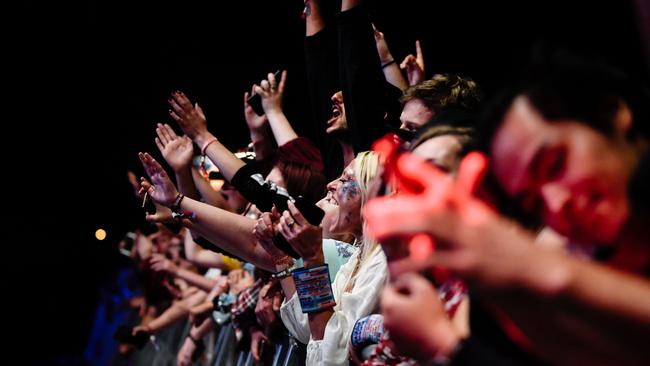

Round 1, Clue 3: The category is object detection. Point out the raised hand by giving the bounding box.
[155,123,194,173]
[252,70,287,115]
[140,192,176,223]
[277,201,323,264]
[168,91,208,140]
[381,273,460,361]
[138,152,180,208]
[372,24,393,64]
[244,86,269,132]
[149,253,179,274]
[362,151,532,288]
[400,40,425,86]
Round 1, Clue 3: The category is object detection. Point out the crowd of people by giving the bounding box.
[86,0,650,365]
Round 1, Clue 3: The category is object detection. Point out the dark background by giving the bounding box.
[5,0,648,363]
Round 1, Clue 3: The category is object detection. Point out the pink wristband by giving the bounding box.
[200,138,218,156]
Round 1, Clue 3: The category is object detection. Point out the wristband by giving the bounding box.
[200,137,218,156]
[171,193,185,211]
[272,266,294,280]
[199,137,218,177]
[187,333,200,346]
[381,60,396,69]
[171,210,196,221]
[292,264,336,313]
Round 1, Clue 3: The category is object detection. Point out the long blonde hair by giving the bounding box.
[344,151,382,292]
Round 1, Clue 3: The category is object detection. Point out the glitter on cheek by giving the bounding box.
[340,179,360,201]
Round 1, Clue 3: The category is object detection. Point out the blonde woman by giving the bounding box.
[272,151,388,365]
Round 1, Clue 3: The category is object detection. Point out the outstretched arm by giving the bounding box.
[373,25,408,90]
[168,91,245,182]
[138,152,275,271]
[253,71,299,146]
[154,123,201,201]
[148,254,219,292]
[364,152,650,365]
[243,86,274,162]
[400,40,426,86]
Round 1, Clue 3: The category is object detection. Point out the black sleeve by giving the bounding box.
[230,163,275,212]
[337,6,390,153]
[305,27,345,181]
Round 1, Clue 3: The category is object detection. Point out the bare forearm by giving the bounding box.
[278,264,297,300]
[194,132,245,182]
[250,126,274,163]
[484,234,650,364]
[148,291,206,332]
[382,63,408,91]
[173,268,218,292]
[191,301,215,316]
[265,110,299,147]
[190,317,215,340]
[178,197,275,271]
[342,0,359,11]
[305,0,326,36]
[175,166,201,201]
[190,167,231,210]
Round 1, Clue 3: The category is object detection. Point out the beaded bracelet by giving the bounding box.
[292,264,336,313]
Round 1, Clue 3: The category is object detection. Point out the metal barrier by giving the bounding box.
[209,321,305,366]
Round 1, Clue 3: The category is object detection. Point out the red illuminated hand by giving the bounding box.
[381,273,460,361]
[400,40,425,86]
[252,70,287,115]
[277,201,324,264]
[243,87,268,132]
[138,152,180,208]
[155,123,194,173]
[168,91,209,141]
[364,152,532,288]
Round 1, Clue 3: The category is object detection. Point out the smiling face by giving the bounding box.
[490,96,635,245]
[326,91,348,134]
[317,160,363,238]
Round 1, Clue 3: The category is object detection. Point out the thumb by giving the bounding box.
[271,206,280,219]
[195,103,205,119]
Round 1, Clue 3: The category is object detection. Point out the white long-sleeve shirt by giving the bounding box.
[281,245,388,365]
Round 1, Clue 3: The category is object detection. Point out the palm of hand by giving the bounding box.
[140,153,179,207]
[163,137,193,172]
[245,106,268,130]
[149,172,177,207]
